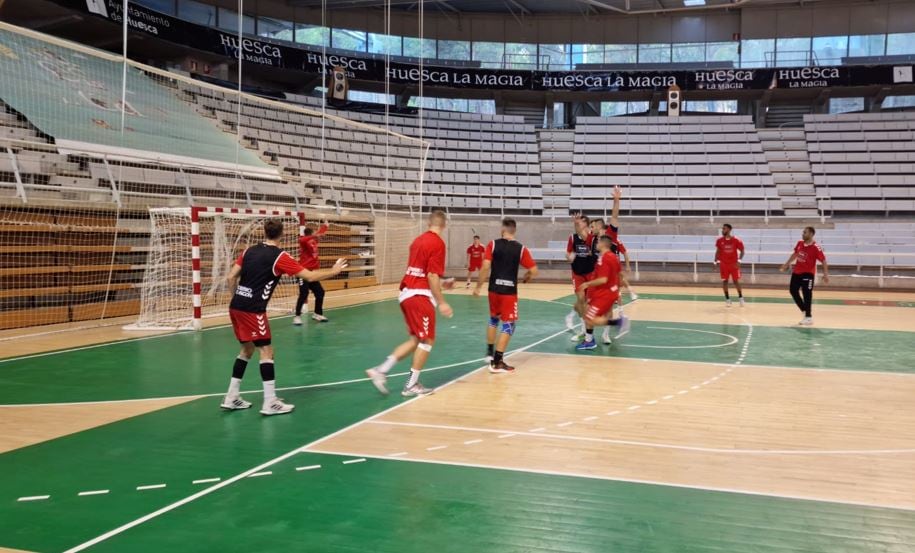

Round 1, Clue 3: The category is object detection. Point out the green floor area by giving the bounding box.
[634,292,915,308]
[45,453,915,553]
[2,293,914,552]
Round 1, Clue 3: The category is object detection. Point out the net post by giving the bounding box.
[191,206,203,330]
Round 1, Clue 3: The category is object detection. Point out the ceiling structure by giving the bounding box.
[287,0,828,16]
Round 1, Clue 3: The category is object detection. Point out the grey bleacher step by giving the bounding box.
[764,150,808,162]
[777,184,816,196]
[759,140,808,151]
[540,151,573,163]
[541,172,571,184]
[768,161,811,173]
[772,173,813,184]
[49,175,96,188]
[0,126,37,140]
[784,208,821,217]
[758,130,806,142]
[781,196,819,209]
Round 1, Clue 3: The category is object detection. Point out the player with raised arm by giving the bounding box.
[575,235,631,351]
[220,219,347,415]
[780,226,830,326]
[473,219,538,373]
[565,213,597,337]
[715,223,746,307]
[465,235,485,288]
[293,221,329,324]
[366,210,453,397]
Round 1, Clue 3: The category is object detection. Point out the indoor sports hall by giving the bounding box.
[1,1,914,552]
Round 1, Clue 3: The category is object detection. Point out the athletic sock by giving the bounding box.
[232,355,249,379]
[724,291,730,299]
[263,380,276,402]
[486,344,495,357]
[493,351,504,365]
[585,331,594,341]
[377,355,397,375]
[407,369,421,388]
[227,377,242,396]
[738,293,743,298]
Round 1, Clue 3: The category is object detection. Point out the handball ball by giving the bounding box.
[442,277,456,290]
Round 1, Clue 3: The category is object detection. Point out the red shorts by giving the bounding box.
[229,309,271,343]
[400,295,436,341]
[719,263,741,281]
[585,291,620,321]
[468,261,483,272]
[488,292,519,322]
[572,272,594,293]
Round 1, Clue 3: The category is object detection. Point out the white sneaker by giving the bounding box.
[402,382,435,397]
[725,299,732,307]
[739,297,745,307]
[260,398,294,416]
[565,311,577,332]
[601,327,612,345]
[292,316,303,326]
[312,314,329,322]
[220,394,251,410]
[366,368,389,395]
[614,316,632,340]
[799,317,813,326]
[629,291,639,301]
[302,305,309,315]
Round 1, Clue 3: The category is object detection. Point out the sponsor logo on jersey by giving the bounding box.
[495,278,516,287]
[405,266,426,277]
[235,285,253,298]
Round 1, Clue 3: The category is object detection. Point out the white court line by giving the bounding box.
[307,449,915,513]
[463,439,483,445]
[136,484,166,491]
[365,420,915,456]
[61,327,571,553]
[295,465,321,472]
[18,495,50,502]
[624,327,740,349]
[426,445,448,452]
[342,458,366,465]
[78,490,109,497]
[191,478,220,485]
[248,471,272,478]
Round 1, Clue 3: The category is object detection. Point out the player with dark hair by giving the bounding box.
[465,235,485,288]
[293,221,329,325]
[715,223,746,307]
[780,226,830,326]
[220,219,347,415]
[473,218,538,373]
[575,235,631,351]
[366,210,453,396]
[565,212,597,337]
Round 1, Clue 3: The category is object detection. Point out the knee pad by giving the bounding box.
[500,321,516,336]
[417,342,433,352]
[488,316,500,328]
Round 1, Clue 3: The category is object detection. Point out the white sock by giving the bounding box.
[227,377,242,396]
[407,369,421,388]
[585,332,593,341]
[377,355,397,375]
[263,380,276,402]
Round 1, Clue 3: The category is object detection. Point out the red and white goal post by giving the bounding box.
[125,206,306,331]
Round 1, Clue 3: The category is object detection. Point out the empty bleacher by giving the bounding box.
[571,116,781,217]
[805,112,915,215]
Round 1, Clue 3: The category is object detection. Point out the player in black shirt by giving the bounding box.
[220,219,347,416]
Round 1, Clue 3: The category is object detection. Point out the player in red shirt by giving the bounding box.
[780,226,830,326]
[220,219,347,416]
[574,235,631,351]
[293,222,329,325]
[366,210,453,397]
[714,223,746,307]
[465,235,485,288]
[472,219,538,373]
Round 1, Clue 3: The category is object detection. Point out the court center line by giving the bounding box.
[364,420,915,456]
[60,326,572,553]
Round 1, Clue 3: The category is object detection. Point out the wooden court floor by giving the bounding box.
[1,284,914,553]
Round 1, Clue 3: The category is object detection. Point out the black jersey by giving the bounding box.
[568,232,598,275]
[229,243,302,313]
[487,238,536,296]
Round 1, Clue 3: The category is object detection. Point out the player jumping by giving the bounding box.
[220,219,347,415]
[473,219,538,373]
[293,222,329,324]
[465,235,485,288]
[780,226,830,326]
[366,210,453,396]
[715,223,745,307]
[575,235,631,351]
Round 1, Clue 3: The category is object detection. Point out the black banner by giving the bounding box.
[56,0,915,93]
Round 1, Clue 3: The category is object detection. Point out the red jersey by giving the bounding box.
[605,224,619,243]
[467,244,485,261]
[793,240,826,275]
[589,251,621,302]
[298,224,328,270]
[400,231,446,298]
[716,236,744,266]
